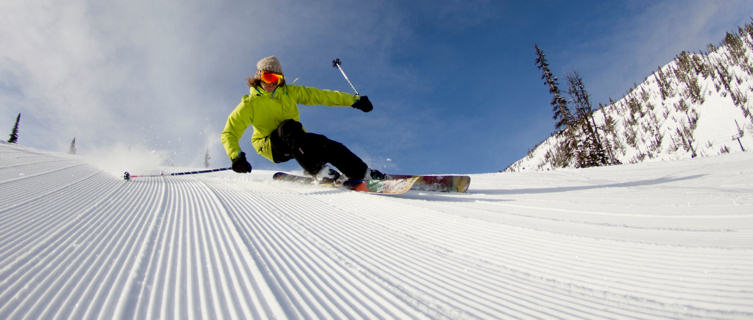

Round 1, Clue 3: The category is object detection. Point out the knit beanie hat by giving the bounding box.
[256,56,283,74]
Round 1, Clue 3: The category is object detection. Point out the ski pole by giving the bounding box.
[332,58,360,96]
[123,167,231,181]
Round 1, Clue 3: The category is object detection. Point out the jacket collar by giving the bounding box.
[251,86,280,97]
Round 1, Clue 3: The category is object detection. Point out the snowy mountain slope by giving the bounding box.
[508,24,753,172]
[1,143,752,319]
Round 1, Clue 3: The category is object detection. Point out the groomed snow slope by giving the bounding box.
[1,143,751,319]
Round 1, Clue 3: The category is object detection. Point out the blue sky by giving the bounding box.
[2,0,752,174]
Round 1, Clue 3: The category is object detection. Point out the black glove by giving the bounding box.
[231,152,252,173]
[351,96,373,112]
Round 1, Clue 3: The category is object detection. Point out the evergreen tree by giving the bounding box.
[204,149,211,168]
[654,66,671,100]
[535,45,577,168]
[567,72,609,166]
[535,45,573,131]
[8,113,20,143]
[69,137,77,155]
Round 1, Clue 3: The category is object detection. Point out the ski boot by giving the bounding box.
[312,166,345,185]
[365,168,386,180]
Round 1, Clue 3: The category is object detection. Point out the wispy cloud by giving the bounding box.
[1,0,212,159]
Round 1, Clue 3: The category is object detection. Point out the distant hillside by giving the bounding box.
[507,22,753,172]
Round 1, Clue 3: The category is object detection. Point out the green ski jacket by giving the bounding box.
[221,85,358,162]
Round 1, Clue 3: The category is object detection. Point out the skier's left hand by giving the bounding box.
[352,96,373,112]
[231,152,252,173]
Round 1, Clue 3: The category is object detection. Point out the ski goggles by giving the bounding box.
[260,71,284,84]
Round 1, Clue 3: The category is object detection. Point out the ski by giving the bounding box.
[273,172,419,195]
[386,174,471,193]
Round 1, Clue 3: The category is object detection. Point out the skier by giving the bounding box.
[221,56,385,182]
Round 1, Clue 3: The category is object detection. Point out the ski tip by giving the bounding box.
[456,176,471,193]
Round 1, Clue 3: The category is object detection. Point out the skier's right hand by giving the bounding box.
[352,96,373,112]
[231,152,252,173]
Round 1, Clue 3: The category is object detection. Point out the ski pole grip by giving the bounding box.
[331,57,360,95]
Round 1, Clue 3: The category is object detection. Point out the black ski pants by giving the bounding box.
[270,119,367,180]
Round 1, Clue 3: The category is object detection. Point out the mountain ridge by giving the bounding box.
[507,22,753,172]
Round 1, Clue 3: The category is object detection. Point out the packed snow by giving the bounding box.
[0,143,751,319]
